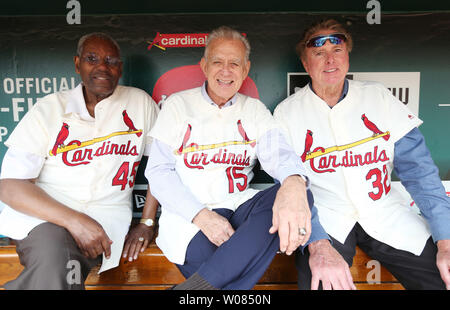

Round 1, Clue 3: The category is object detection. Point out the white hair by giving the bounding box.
[204,26,250,61]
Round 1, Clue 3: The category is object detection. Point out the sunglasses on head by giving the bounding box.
[306,33,347,48]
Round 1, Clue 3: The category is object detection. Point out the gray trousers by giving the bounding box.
[5,222,101,290]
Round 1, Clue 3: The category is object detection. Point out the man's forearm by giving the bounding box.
[257,129,309,185]
[141,188,159,220]
[308,239,332,253]
[0,178,81,229]
[145,139,205,222]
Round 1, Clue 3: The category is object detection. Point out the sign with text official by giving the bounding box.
[0,76,80,152]
[0,76,78,121]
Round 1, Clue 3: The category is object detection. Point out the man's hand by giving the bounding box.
[437,239,450,290]
[122,223,155,262]
[308,239,356,290]
[0,179,112,259]
[65,212,113,259]
[269,175,311,255]
[192,208,235,247]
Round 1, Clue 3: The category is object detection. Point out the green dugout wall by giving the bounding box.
[1,1,449,208]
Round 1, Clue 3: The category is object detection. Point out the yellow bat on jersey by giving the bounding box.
[49,130,142,156]
[305,131,390,161]
[175,139,257,155]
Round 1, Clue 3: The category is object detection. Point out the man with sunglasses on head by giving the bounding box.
[0,32,159,289]
[274,19,450,290]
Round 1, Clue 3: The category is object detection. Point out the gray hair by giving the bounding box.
[204,26,251,61]
[76,32,121,57]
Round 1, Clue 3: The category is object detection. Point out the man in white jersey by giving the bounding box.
[145,26,354,290]
[0,33,159,289]
[274,19,450,289]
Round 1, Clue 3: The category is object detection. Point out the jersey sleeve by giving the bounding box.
[273,100,295,147]
[382,86,423,143]
[145,139,205,222]
[149,95,182,149]
[5,101,50,157]
[143,93,160,148]
[0,147,45,179]
[256,128,308,185]
[253,99,279,140]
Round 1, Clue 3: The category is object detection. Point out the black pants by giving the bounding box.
[296,223,445,290]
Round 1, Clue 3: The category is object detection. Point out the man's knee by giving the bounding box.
[12,222,94,289]
[18,223,71,262]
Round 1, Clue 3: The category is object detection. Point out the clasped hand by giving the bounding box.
[270,176,311,255]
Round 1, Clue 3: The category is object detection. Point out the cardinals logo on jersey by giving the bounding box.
[177,124,192,155]
[51,122,70,156]
[299,114,391,173]
[237,120,256,148]
[175,120,256,156]
[361,114,390,141]
[174,121,255,170]
[48,111,143,165]
[300,130,313,162]
[122,110,142,137]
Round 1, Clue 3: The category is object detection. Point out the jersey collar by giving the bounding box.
[201,81,238,108]
[64,83,95,121]
[308,78,349,107]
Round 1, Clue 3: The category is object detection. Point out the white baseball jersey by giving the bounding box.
[273,80,431,255]
[150,87,278,264]
[0,83,159,272]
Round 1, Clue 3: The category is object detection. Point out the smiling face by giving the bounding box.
[74,36,122,104]
[301,29,349,93]
[200,38,250,107]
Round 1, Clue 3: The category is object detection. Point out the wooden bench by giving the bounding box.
[0,238,403,290]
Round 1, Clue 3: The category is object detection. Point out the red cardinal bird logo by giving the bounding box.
[301,130,313,162]
[147,32,165,51]
[361,114,390,141]
[178,124,192,154]
[122,110,142,137]
[237,120,256,147]
[52,122,69,156]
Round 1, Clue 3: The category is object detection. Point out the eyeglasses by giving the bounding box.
[306,33,347,48]
[81,53,122,67]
